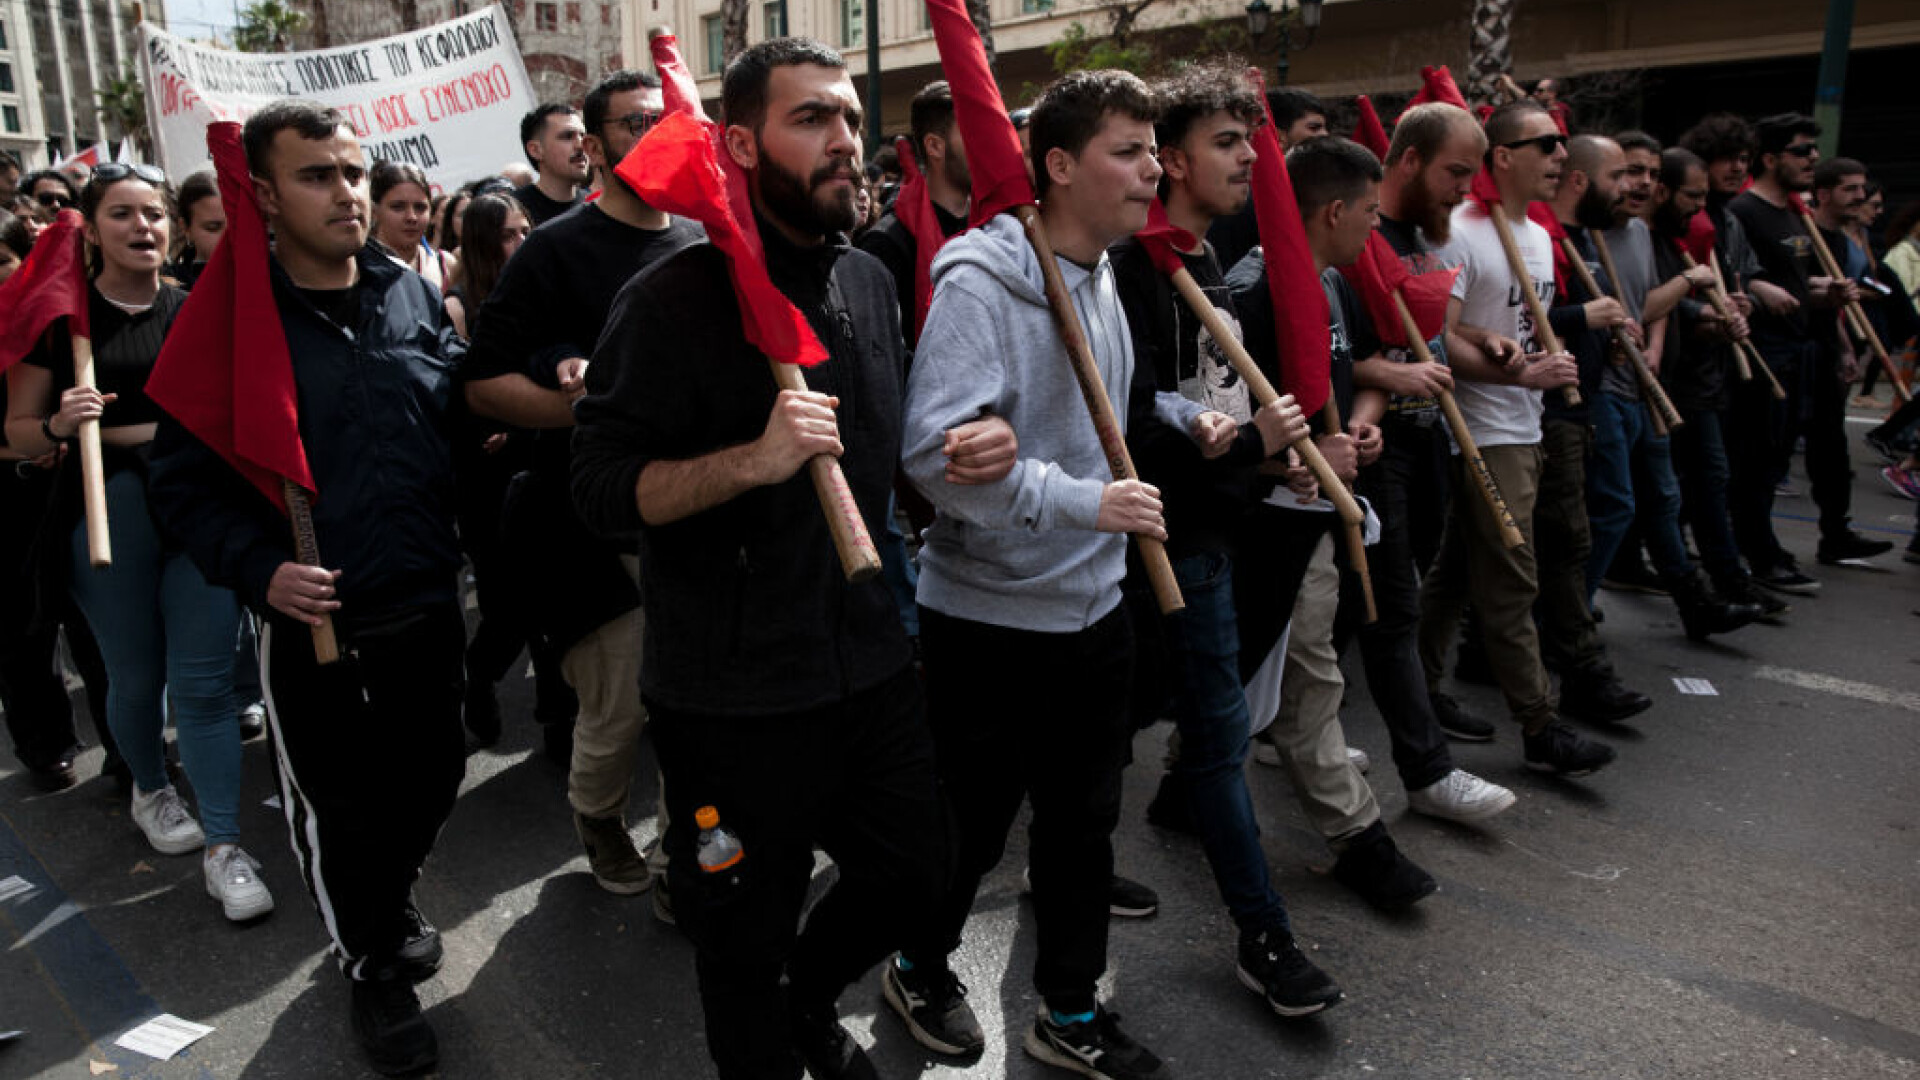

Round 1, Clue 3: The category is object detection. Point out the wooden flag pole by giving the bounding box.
[1690,250,1787,400]
[1570,233,1685,434]
[1317,396,1377,624]
[1390,293,1526,549]
[1797,212,1913,403]
[1164,265,1365,527]
[766,361,883,584]
[1015,205,1183,614]
[1485,205,1582,408]
[70,330,111,567]
[282,480,340,665]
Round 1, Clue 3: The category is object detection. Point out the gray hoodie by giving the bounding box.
[901,214,1138,634]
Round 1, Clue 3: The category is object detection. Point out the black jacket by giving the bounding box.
[570,222,912,717]
[148,248,465,620]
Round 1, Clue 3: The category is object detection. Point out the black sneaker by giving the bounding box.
[1236,928,1343,1017]
[1023,1007,1170,1080]
[1600,559,1670,595]
[791,1005,879,1080]
[1753,562,1821,596]
[1144,774,1199,836]
[392,903,442,983]
[1430,692,1495,742]
[1331,822,1437,912]
[1522,722,1617,777]
[1817,531,1895,565]
[883,959,984,1057]
[350,979,437,1076]
[26,744,82,792]
[1557,670,1652,725]
[1715,574,1789,623]
[1108,875,1158,919]
[1864,429,1899,464]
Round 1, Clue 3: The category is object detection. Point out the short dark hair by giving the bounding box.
[1267,87,1325,131]
[1,211,35,258]
[870,143,899,177]
[1613,130,1660,156]
[1287,135,1382,218]
[1812,156,1866,193]
[721,37,847,131]
[369,159,430,204]
[20,168,76,202]
[909,80,955,168]
[520,103,579,165]
[1151,60,1259,152]
[176,169,219,225]
[244,100,353,177]
[0,152,20,175]
[1658,146,1706,191]
[583,70,661,134]
[1677,113,1753,164]
[1483,100,1551,154]
[1752,112,1819,166]
[1029,69,1157,200]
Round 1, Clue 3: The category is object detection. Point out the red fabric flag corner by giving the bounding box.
[1678,210,1717,265]
[1469,165,1503,212]
[1135,199,1196,278]
[1339,231,1456,349]
[891,134,946,336]
[1398,66,1470,121]
[1528,202,1572,297]
[1351,95,1389,161]
[144,122,312,513]
[1246,68,1331,417]
[924,0,1034,227]
[617,33,826,366]
[0,209,89,375]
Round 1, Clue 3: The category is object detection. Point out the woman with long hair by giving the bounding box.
[443,193,529,339]
[435,189,470,260]
[369,160,457,292]
[4,164,270,922]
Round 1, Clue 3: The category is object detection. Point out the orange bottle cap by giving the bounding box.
[695,805,719,829]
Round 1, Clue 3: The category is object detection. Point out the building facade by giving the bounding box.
[9,0,161,167]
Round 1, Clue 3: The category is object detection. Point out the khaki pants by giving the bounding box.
[1272,534,1378,842]
[1417,443,1556,731]
[562,557,664,865]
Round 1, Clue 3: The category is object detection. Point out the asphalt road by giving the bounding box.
[2,406,1916,1080]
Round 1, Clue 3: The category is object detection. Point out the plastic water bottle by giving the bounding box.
[695,806,743,874]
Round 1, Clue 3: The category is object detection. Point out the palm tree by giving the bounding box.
[721,0,749,64]
[967,0,996,69]
[1467,0,1513,102]
[235,0,310,53]
[96,65,148,159]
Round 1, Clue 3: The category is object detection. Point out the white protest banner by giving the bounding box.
[138,5,534,192]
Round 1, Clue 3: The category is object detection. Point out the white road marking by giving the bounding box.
[1753,666,1920,714]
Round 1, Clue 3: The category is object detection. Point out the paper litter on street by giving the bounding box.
[114,1014,214,1060]
[1673,677,1718,696]
[0,875,33,902]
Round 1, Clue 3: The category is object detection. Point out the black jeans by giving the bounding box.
[1337,421,1455,792]
[260,600,467,979]
[903,605,1134,1016]
[0,465,111,770]
[651,665,944,1080]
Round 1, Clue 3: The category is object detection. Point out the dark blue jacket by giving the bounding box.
[148,247,465,620]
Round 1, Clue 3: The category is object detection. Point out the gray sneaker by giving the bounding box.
[1408,769,1516,823]
[574,813,652,895]
[204,845,275,921]
[130,785,205,855]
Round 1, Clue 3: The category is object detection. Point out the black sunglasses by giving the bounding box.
[1499,133,1569,155]
[91,162,168,186]
[1779,142,1818,159]
[34,190,71,208]
[604,112,662,138]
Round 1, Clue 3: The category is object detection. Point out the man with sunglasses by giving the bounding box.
[464,69,704,902]
[19,169,75,223]
[1727,113,1889,588]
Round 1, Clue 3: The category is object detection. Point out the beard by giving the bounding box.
[758,146,860,238]
[1575,185,1618,231]
[943,151,971,196]
[1651,200,1688,239]
[1403,176,1454,245]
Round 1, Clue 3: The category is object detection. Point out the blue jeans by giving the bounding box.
[69,470,243,844]
[878,495,919,638]
[1162,551,1290,936]
[1586,393,1686,600]
[1668,407,1746,582]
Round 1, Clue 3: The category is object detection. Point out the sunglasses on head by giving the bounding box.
[471,177,515,196]
[1779,142,1818,158]
[34,190,71,208]
[604,112,662,138]
[1499,133,1569,155]
[91,162,168,186]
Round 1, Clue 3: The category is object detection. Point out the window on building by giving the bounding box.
[702,13,723,74]
[600,3,610,26]
[533,1,557,31]
[840,0,862,47]
[564,2,579,23]
[763,1,784,38]
[0,19,10,48]
[0,64,13,94]
[1021,0,1053,12]
[3,106,18,134]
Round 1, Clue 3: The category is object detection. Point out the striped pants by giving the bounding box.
[260,600,466,980]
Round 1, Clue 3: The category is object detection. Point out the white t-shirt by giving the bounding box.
[1437,202,1556,449]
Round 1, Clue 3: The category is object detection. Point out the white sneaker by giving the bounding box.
[130,785,205,855]
[1346,746,1371,774]
[1407,769,1516,823]
[204,845,275,921]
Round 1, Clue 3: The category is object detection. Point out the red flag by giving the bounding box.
[891,134,947,336]
[1527,202,1572,298]
[1788,191,1815,219]
[0,209,89,375]
[617,34,827,367]
[924,0,1034,227]
[1247,69,1331,417]
[145,122,313,512]
[1469,165,1502,211]
[1677,209,1717,265]
[1399,66,1470,120]
[1135,199,1196,277]
[1351,95,1389,161]
[1339,230,1457,349]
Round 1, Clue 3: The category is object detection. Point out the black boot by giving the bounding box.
[1558,667,1652,724]
[1667,571,1762,642]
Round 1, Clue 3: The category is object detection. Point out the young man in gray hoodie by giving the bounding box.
[890,70,1175,1080]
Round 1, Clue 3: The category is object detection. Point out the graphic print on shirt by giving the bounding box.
[1177,282,1252,423]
